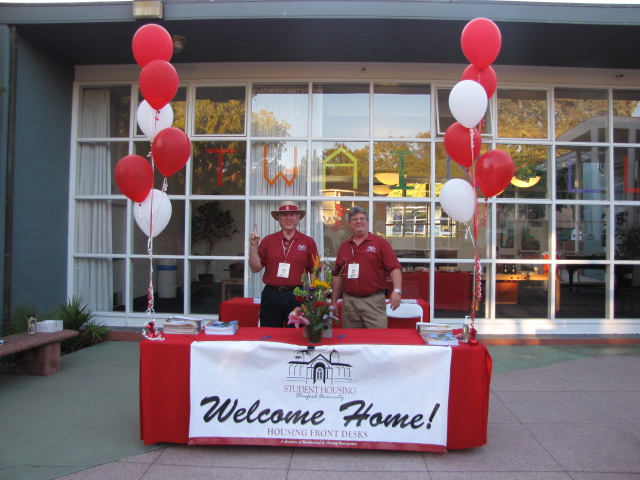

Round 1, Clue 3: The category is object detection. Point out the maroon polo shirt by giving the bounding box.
[258,230,318,287]
[333,233,401,296]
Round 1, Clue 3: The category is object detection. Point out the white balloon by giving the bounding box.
[134,189,172,238]
[136,101,173,140]
[440,178,476,223]
[448,80,488,128]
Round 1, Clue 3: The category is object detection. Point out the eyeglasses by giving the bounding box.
[350,216,368,223]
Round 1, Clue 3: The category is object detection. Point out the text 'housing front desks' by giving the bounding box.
[140,328,492,451]
[218,297,430,327]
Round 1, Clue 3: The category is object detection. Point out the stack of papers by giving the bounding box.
[417,322,459,346]
[162,317,203,335]
[205,320,239,335]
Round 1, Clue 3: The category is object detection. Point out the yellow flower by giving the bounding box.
[312,254,322,270]
[312,279,330,289]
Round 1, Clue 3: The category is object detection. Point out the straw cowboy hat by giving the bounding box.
[271,201,306,220]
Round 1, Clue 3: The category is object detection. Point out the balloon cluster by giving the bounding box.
[440,18,515,223]
[113,24,191,238]
[440,18,516,342]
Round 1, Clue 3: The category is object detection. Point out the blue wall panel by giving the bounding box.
[0,26,10,332]
[12,35,73,311]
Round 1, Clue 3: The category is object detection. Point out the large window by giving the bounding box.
[71,79,640,331]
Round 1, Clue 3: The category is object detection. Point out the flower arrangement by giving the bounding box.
[288,253,338,342]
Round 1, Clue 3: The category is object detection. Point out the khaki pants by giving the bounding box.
[341,292,387,328]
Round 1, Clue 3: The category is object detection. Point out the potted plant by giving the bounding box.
[520,226,540,251]
[191,200,240,283]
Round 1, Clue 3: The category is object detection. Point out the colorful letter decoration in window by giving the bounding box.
[390,150,415,196]
[623,157,640,194]
[206,148,236,187]
[263,145,298,186]
[322,147,358,189]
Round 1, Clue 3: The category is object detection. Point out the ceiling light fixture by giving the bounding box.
[172,35,187,53]
[510,176,541,188]
[375,173,400,186]
[133,0,164,20]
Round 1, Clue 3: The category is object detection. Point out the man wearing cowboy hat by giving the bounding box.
[249,201,318,328]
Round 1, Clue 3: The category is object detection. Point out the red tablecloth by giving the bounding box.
[218,297,430,328]
[140,328,492,450]
[386,272,472,312]
[218,297,261,327]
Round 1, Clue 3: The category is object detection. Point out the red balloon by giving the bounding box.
[114,155,153,202]
[139,60,179,111]
[461,18,502,70]
[461,64,498,99]
[475,150,515,198]
[132,24,173,68]
[444,122,481,168]
[151,127,191,177]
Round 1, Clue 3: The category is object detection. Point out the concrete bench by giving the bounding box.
[0,329,79,376]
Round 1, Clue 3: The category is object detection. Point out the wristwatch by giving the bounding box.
[393,289,402,295]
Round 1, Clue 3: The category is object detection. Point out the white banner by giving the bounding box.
[189,341,451,451]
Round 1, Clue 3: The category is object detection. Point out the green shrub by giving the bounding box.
[9,302,57,334]
[57,296,109,353]
[9,297,109,354]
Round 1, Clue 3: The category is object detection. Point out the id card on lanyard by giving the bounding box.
[348,263,360,278]
[277,262,290,278]
[348,243,361,279]
[277,238,295,278]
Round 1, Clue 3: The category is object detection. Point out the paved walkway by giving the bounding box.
[1,340,639,480]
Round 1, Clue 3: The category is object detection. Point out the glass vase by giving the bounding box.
[305,325,323,344]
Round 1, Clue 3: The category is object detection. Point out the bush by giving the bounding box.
[9,302,57,334]
[9,296,109,354]
[57,296,109,353]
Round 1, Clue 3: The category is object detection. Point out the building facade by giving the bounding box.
[2,0,640,335]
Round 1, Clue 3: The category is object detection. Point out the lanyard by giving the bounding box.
[350,241,364,261]
[282,238,295,260]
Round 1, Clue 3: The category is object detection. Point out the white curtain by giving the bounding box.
[75,88,113,311]
[248,85,311,296]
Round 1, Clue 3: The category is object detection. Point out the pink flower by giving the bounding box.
[287,307,310,328]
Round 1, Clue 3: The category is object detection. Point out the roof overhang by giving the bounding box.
[2,1,640,69]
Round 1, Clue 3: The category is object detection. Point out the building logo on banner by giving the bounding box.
[285,347,355,403]
[189,342,452,452]
[288,348,352,384]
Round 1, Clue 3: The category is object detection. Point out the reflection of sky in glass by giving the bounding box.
[374,94,430,138]
[312,90,369,138]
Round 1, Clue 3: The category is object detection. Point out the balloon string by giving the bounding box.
[468,128,479,343]
[153,108,160,139]
[146,236,155,316]
[146,189,155,316]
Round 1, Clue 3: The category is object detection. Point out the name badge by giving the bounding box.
[277,262,291,278]
[348,263,360,279]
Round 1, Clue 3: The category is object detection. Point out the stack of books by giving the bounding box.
[416,322,459,346]
[162,316,203,335]
[205,320,239,335]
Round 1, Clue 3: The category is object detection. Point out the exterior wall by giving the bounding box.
[0,26,10,335]
[11,36,73,311]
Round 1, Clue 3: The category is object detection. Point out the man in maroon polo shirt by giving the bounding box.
[331,206,403,328]
[249,201,318,328]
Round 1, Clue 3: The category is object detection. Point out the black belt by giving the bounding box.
[265,284,301,292]
[350,290,385,298]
